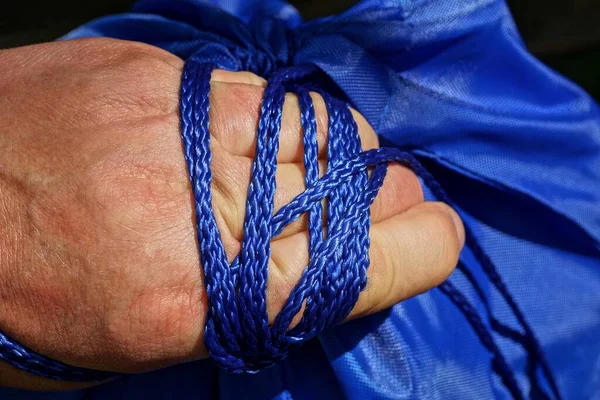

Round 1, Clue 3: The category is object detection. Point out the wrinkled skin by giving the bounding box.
[0,38,464,390]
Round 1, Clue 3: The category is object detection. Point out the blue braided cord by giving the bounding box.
[410,161,562,400]
[0,330,118,382]
[180,58,562,399]
[438,281,524,400]
[293,86,322,259]
[457,260,556,399]
[181,60,389,372]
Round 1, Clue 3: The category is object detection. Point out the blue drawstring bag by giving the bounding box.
[2,0,599,399]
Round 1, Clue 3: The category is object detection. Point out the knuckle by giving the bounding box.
[80,40,182,120]
[372,166,423,219]
[2,39,181,130]
[78,37,183,73]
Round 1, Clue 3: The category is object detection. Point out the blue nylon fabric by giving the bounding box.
[4,0,600,398]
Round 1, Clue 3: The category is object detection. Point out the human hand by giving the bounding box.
[0,38,464,389]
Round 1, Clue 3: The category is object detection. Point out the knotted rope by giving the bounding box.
[0,57,561,400]
[178,60,561,400]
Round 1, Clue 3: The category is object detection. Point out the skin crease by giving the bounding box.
[0,38,465,390]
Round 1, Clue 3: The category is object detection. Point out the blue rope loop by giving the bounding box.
[179,58,562,400]
[180,60,387,372]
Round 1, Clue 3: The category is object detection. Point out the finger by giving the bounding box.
[277,91,380,163]
[208,79,379,162]
[272,162,424,240]
[268,201,464,323]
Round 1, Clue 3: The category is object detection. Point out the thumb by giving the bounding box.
[350,201,465,319]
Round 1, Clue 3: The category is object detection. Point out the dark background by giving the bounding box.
[1,0,599,98]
